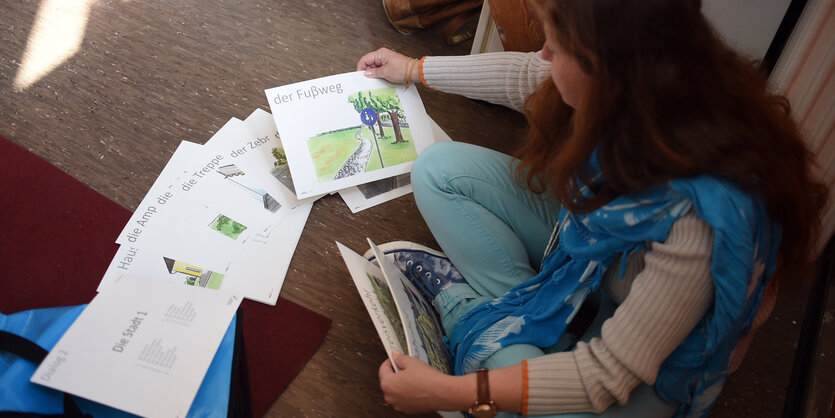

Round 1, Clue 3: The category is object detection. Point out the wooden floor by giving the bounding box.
[1,1,832,417]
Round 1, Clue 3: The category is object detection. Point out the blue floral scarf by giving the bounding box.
[447,175,779,418]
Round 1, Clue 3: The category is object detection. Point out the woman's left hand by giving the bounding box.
[378,350,457,414]
[357,47,418,85]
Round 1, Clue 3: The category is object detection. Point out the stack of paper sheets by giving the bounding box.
[99,109,317,305]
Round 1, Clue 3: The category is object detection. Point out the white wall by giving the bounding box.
[769,0,835,250]
[702,0,793,60]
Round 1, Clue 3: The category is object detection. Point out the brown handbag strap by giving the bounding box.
[443,7,481,45]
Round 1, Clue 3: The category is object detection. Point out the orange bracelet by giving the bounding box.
[404,58,416,89]
[404,58,410,89]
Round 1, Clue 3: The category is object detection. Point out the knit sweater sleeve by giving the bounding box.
[419,52,551,112]
[523,211,716,415]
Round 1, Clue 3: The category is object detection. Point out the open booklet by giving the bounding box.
[336,239,451,374]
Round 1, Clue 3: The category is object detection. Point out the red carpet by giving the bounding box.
[0,135,331,417]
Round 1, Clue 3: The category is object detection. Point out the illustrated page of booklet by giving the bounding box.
[337,239,451,374]
[32,275,242,418]
[101,115,312,305]
[265,71,435,199]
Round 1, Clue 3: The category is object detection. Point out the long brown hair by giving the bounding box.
[517,0,828,283]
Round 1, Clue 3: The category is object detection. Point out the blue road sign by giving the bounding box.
[360,108,377,126]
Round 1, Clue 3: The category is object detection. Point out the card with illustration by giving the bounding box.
[265,71,435,199]
[102,244,231,292]
[241,108,324,207]
[32,275,241,418]
[104,220,247,292]
[108,118,314,305]
[101,198,311,305]
[190,118,291,229]
[116,120,281,249]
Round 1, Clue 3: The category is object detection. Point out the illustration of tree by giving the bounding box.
[271,147,287,167]
[367,92,387,137]
[212,214,247,239]
[348,88,407,142]
[380,95,405,143]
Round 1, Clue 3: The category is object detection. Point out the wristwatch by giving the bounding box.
[468,368,497,418]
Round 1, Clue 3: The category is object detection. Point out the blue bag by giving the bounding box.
[0,305,250,417]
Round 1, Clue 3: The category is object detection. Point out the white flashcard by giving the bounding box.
[105,117,315,305]
[241,108,325,207]
[265,71,434,199]
[32,275,242,418]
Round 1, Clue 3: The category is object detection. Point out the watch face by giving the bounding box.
[470,403,497,418]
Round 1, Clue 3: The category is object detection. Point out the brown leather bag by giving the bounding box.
[486,0,544,52]
[384,0,483,43]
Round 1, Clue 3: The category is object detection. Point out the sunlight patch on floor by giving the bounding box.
[13,0,97,90]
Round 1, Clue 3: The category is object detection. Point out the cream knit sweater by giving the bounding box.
[420,52,716,415]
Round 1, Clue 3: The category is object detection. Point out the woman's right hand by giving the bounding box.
[357,47,420,85]
[379,350,455,414]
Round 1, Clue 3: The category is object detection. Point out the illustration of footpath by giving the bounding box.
[308,87,418,182]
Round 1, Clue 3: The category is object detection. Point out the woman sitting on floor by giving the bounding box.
[357,0,827,416]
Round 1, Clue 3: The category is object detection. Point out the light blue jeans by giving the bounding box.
[411,141,677,418]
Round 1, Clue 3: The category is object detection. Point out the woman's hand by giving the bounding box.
[357,47,420,85]
[379,351,525,414]
[378,350,458,414]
